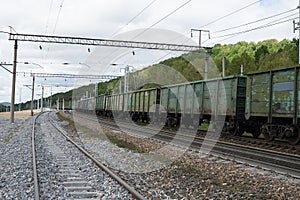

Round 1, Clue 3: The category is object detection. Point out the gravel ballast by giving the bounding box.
[36,112,134,199]
[63,111,300,199]
[1,110,300,199]
[0,118,34,199]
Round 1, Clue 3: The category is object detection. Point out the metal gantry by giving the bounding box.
[27,72,116,115]
[9,33,203,52]
[0,63,13,73]
[30,72,118,79]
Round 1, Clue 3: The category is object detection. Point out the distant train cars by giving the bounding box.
[74,66,300,145]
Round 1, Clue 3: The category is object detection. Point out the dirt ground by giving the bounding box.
[0,110,34,120]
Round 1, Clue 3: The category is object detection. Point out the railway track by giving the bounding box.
[31,112,146,199]
[72,111,300,179]
[208,131,300,155]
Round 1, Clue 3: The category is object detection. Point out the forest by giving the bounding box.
[211,38,299,75]
[72,38,300,97]
[123,38,300,90]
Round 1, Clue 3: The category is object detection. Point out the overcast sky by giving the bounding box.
[0,0,299,103]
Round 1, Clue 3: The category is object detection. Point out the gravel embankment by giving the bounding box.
[58,111,300,199]
[0,112,135,199]
[0,117,34,199]
[37,112,134,199]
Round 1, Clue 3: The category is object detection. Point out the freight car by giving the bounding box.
[75,75,247,135]
[242,66,300,145]
[74,66,300,145]
[159,75,246,131]
[95,88,161,123]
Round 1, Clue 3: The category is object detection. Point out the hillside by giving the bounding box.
[59,38,300,97]
[153,38,299,80]
[0,102,10,107]
[211,38,298,75]
[0,102,9,112]
[120,38,299,91]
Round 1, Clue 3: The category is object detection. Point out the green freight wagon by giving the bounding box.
[125,88,159,123]
[108,93,124,118]
[81,98,88,110]
[76,97,93,113]
[95,94,106,115]
[245,66,300,144]
[160,75,247,130]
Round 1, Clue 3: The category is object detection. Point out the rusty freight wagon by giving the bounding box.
[95,94,106,116]
[244,66,300,145]
[160,75,247,131]
[124,88,159,122]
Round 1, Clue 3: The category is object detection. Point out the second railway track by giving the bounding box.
[73,111,300,179]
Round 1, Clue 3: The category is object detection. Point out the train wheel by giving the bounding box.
[261,126,274,142]
[252,132,261,139]
[192,119,199,129]
[132,114,139,122]
[249,122,261,138]
[286,126,300,145]
[251,124,261,138]
[233,122,243,136]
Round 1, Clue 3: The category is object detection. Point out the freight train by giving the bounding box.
[74,66,300,145]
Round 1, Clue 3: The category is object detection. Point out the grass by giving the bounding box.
[199,121,210,131]
[56,111,145,153]
[3,137,10,142]
[229,188,235,194]
[56,111,75,126]
[171,160,197,174]
[1,131,19,143]
[106,134,145,153]
[56,111,106,139]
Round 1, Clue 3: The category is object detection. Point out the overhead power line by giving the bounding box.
[133,0,192,39]
[212,8,297,34]
[212,14,298,40]
[102,0,192,66]
[44,0,54,34]
[46,0,64,59]
[157,0,262,59]
[53,0,64,34]
[200,0,261,28]
[206,16,297,46]
[178,0,261,50]
[111,0,158,37]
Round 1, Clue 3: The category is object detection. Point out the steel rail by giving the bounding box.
[48,116,146,200]
[97,115,300,158]
[202,142,300,177]
[31,113,42,200]
[73,112,300,178]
